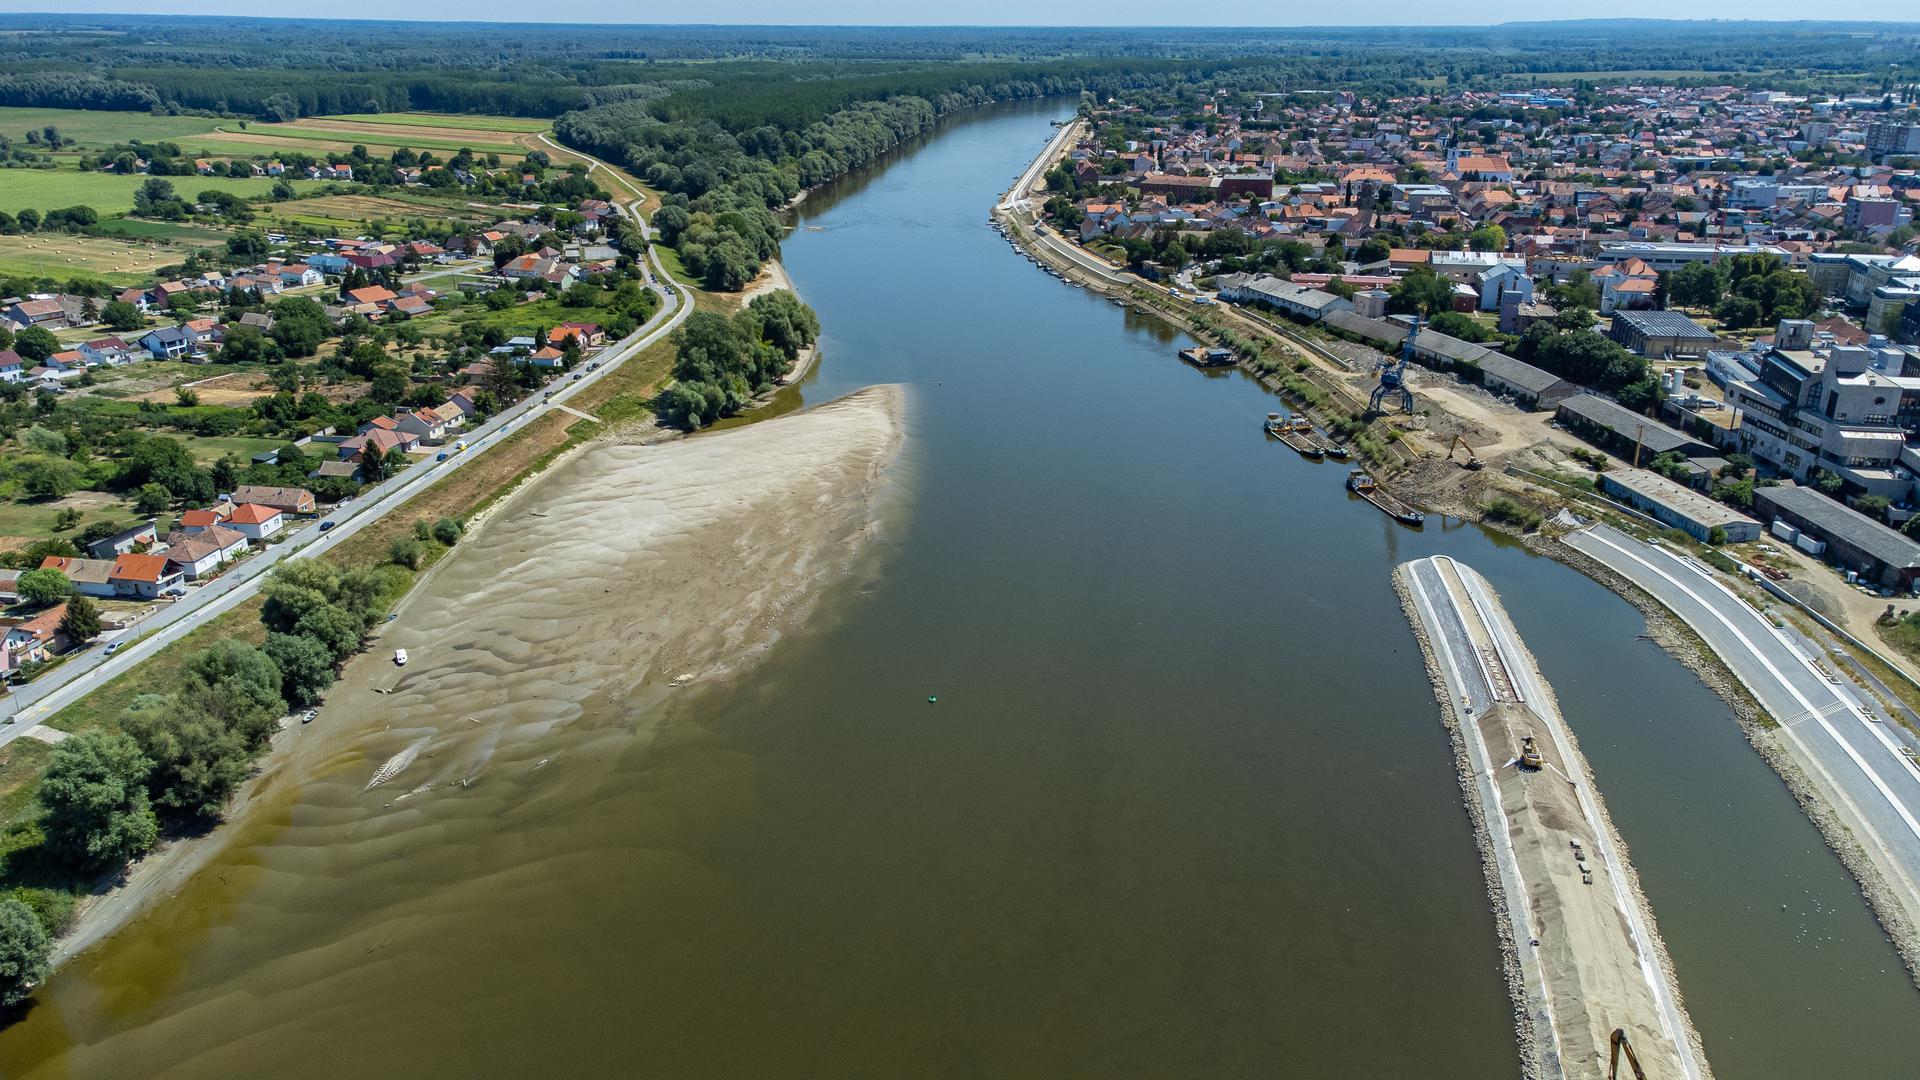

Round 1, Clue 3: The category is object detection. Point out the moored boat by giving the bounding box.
[1265,413,1325,458]
[1346,468,1425,526]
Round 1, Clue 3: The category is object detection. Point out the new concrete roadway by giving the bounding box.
[1565,523,1920,938]
[0,181,689,745]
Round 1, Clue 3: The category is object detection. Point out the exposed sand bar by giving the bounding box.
[1398,556,1710,1080]
[56,385,906,964]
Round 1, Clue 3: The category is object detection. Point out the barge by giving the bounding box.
[1347,468,1425,526]
[1265,413,1324,458]
[1180,346,1236,368]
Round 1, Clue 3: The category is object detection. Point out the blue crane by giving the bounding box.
[1369,316,1418,415]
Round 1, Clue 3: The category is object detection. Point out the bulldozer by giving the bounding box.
[1518,736,1544,770]
[1448,434,1484,470]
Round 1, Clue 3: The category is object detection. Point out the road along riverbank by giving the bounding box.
[48,384,907,967]
[997,108,1920,1004]
[1562,523,1920,983]
[1399,555,1709,1080]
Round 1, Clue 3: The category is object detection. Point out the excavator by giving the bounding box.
[1518,736,1544,770]
[1609,1028,1648,1080]
[1448,434,1484,470]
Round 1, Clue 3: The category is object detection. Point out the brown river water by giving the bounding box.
[1,100,1915,1079]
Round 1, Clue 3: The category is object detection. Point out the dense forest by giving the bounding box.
[1,16,1917,122]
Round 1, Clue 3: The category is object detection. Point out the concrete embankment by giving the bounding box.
[1398,555,1710,1080]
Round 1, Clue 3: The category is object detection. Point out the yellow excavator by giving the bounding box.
[1609,1028,1647,1080]
[1519,736,1544,770]
[1449,434,1484,470]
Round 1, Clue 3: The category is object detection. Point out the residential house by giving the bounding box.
[2,603,67,672]
[0,350,22,383]
[228,485,316,515]
[139,325,197,360]
[85,519,160,559]
[39,556,116,599]
[109,553,183,599]
[390,407,449,444]
[4,298,69,331]
[176,504,235,533]
[78,337,139,366]
[338,426,416,462]
[223,503,285,541]
[163,526,249,579]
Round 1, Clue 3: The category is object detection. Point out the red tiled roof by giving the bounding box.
[225,503,282,526]
[110,552,172,583]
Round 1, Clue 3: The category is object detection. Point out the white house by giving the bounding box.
[223,503,285,541]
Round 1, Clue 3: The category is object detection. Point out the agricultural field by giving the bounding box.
[188,115,534,161]
[0,166,319,215]
[0,106,224,151]
[0,233,198,285]
[88,218,231,244]
[263,192,494,236]
[327,112,553,133]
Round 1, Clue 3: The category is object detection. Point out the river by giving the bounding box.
[2,100,1915,1079]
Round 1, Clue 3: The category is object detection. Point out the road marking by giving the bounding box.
[1577,528,1920,845]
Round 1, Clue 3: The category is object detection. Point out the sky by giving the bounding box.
[0,3,1914,25]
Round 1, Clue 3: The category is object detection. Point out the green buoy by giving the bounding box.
[927,695,938,703]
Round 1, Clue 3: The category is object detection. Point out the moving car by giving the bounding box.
[104,641,125,657]
[319,520,337,532]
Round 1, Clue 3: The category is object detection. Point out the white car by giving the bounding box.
[393,649,409,667]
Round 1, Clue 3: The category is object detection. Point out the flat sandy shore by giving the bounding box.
[55,384,907,963]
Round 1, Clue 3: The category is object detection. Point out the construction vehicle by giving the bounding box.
[1448,434,1484,470]
[1369,316,1418,415]
[1608,1028,1647,1080]
[1519,736,1543,770]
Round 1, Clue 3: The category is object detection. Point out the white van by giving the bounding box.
[393,649,409,667]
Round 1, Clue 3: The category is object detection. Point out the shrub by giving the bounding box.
[1484,497,1545,532]
[389,536,423,570]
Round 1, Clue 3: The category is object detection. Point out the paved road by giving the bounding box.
[1,180,689,743]
[1565,524,1920,917]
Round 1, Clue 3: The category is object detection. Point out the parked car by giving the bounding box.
[393,648,408,667]
[162,586,186,598]
[319,520,337,532]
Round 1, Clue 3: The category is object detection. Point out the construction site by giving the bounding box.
[1399,555,1711,1080]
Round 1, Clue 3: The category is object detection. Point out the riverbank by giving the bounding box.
[49,384,907,967]
[993,125,1920,1002]
[1400,556,1709,1080]
[743,258,819,386]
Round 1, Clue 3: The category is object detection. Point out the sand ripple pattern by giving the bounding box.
[24,387,906,1080]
